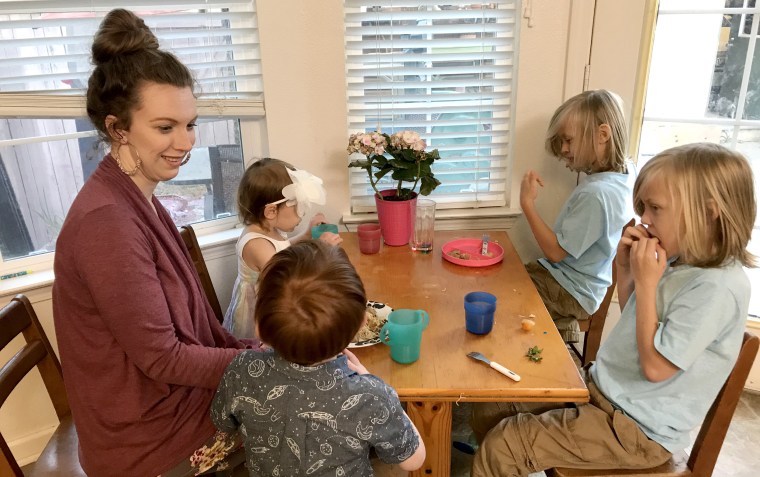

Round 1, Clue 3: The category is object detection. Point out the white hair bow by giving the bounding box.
[268,168,326,217]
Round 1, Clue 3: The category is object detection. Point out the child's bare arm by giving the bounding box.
[398,416,426,471]
[630,237,680,382]
[241,238,278,272]
[318,232,343,246]
[520,170,569,262]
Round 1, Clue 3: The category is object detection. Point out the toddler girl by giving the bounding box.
[521,89,634,342]
[223,158,342,339]
[474,142,755,476]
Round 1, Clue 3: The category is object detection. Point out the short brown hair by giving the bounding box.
[237,158,295,227]
[545,89,628,173]
[255,241,367,365]
[634,142,756,268]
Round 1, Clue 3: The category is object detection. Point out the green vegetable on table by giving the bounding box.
[526,346,543,363]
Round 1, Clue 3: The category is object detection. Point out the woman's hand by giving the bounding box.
[342,349,369,375]
[519,170,544,209]
[318,232,343,246]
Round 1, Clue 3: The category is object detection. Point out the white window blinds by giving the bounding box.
[0,0,262,118]
[345,0,518,213]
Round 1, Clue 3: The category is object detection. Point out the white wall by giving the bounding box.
[0,0,652,466]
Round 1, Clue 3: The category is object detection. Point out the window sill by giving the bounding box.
[341,206,523,231]
[0,227,242,299]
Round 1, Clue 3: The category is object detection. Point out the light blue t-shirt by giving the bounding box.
[591,260,750,452]
[538,172,633,313]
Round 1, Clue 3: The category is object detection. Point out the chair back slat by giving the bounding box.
[687,332,759,475]
[0,294,77,475]
[0,298,32,349]
[180,225,225,324]
[0,340,47,408]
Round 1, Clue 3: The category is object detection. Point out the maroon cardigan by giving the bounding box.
[53,156,250,476]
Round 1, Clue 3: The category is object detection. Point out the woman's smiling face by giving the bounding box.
[113,82,198,197]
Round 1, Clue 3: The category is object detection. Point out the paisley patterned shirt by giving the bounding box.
[211,350,419,476]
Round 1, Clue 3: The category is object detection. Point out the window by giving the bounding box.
[344,0,518,213]
[635,0,760,318]
[0,0,264,274]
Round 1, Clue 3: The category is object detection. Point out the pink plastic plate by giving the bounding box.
[441,238,505,267]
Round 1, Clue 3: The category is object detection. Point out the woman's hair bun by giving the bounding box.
[91,8,160,65]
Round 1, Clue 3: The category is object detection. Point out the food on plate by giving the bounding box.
[521,318,536,331]
[447,249,471,260]
[352,306,385,342]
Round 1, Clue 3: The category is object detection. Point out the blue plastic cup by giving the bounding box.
[464,291,497,335]
[311,223,339,239]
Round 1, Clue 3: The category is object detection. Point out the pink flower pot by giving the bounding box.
[374,190,417,246]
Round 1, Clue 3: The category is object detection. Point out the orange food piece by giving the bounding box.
[521,318,536,331]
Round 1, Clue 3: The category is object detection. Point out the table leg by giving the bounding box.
[406,401,452,477]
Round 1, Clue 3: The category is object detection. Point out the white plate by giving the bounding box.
[348,301,392,348]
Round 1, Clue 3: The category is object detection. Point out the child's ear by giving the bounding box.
[597,124,611,145]
[263,204,278,220]
[706,198,720,220]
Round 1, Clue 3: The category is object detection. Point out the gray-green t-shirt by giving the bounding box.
[211,351,419,476]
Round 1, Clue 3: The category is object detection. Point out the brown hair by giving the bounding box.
[545,89,629,173]
[237,158,295,227]
[634,142,756,268]
[255,241,367,366]
[87,9,195,142]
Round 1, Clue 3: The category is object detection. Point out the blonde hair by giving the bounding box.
[545,89,628,173]
[634,142,756,268]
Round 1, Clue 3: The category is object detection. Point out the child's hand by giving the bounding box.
[342,349,369,375]
[520,170,544,208]
[629,236,667,291]
[308,213,328,229]
[319,232,343,246]
[616,224,650,270]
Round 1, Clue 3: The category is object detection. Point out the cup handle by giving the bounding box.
[416,310,430,329]
[380,323,391,345]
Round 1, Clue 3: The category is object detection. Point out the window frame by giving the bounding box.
[0,2,266,275]
[343,0,519,215]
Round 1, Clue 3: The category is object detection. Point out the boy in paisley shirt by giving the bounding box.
[211,240,425,476]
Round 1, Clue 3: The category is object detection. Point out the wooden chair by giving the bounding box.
[570,219,635,365]
[180,225,225,324]
[549,331,760,477]
[0,294,85,477]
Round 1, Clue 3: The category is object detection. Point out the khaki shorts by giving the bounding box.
[525,261,590,343]
[471,368,671,477]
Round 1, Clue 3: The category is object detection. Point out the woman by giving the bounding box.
[52,9,253,477]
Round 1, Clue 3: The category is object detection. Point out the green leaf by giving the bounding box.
[348,159,370,169]
[419,176,440,196]
[392,169,417,182]
[389,158,412,170]
[526,346,543,363]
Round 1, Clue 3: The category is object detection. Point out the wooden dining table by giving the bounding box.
[344,229,588,477]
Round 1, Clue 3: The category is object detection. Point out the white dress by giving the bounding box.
[223,230,290,339]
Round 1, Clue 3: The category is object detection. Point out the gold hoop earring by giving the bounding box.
[180,152,191,166]
[113,143,142,176]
